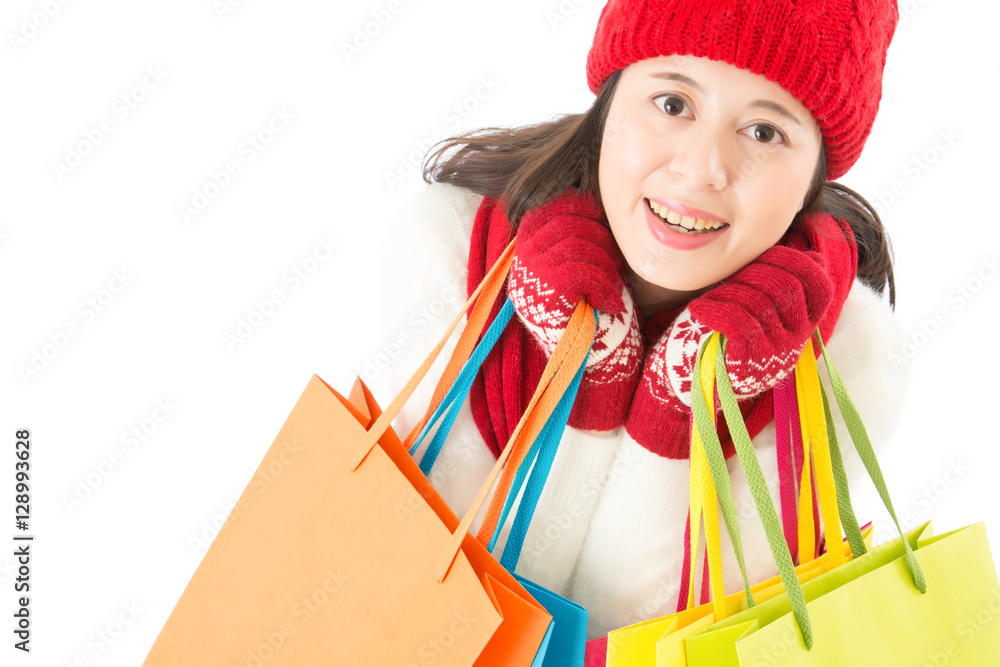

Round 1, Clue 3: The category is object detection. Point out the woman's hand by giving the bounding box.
[642,213,855,409]
[508,189,643,380]
[510,189,626,318]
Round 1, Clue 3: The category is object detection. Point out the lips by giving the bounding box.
[643,198,728,250]
[644,198,729,233]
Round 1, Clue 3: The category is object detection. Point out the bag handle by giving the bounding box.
[709,329,928,650]
[351,238,515,471]
[435,301,595,581]
[816,368,867,560]
[811,330,925,591]
[776,365,866,566]
[774,377,802,561]
[794,339,845,568]
[405,293,595,563]
[687,333,756,619]
[399,242,518,456]
[407,298,516,474]
[486,348,589,569]
[698,334,814,647]
[349,233,596,582]
[793,339,868,562]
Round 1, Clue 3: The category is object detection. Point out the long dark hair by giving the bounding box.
[422,69,895,308]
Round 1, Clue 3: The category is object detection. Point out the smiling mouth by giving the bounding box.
[645,198,729,234]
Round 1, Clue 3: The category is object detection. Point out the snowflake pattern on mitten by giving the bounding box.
[643,305,808,409]
[508,253,643,386]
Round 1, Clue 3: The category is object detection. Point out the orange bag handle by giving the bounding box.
[436,303,593,580]
[399,239,516,454]
[399,240,517,454]
[352,237,514,471]
[350,236,596,582]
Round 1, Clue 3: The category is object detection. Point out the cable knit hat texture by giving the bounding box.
[586,0,899,180]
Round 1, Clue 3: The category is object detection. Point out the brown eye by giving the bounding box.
[655,94,687,116]
[749,123,786,144]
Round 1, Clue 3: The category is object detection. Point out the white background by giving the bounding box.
[1,0,998,664]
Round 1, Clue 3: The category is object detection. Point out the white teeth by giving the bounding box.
[647,199,726,232]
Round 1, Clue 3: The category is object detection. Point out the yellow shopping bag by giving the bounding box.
[606,334,872,666]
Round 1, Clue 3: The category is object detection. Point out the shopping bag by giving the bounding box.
[605,334,872,666]
[681,330,1000,664]
[143,237,597,665]
[605,525,874,665]
[409,294,590,667]
[584,637,608,666]
[686,521,1000,665]
[605,331,754,666]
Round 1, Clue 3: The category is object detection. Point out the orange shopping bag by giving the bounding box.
[143,238,598,666]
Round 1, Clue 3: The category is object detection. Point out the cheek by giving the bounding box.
[742,163,813,234]
[600,108,654,192]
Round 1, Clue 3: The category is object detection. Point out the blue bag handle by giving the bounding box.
[409,297,515,472]
[409,297,594,570]
[488,356,586,569]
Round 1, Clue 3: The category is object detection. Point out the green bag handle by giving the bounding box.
[693,335,812,647]
[811,330,926,593]
[702,329,929,650]
[690,335,756,610]
[817,371,868,560]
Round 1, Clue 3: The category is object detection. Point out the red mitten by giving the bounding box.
[508,188,642,381]
[512,189,626,317]
[643,212,857,407]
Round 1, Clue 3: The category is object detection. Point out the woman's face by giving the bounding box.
[598,55,823,304]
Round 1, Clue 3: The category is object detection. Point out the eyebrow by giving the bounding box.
[648,71,804,127]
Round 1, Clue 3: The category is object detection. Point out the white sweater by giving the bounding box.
[373,181,907,639]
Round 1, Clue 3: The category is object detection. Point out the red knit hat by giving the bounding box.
[586,0,898,180]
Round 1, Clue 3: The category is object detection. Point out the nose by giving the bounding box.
[666,122,730,190]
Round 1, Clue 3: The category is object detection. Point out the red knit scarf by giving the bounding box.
[466,195,857,460]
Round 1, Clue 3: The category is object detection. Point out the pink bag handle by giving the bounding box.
[774,377,800,563]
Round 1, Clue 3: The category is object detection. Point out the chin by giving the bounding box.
[624,252,704,291]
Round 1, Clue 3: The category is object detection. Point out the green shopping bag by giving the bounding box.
[685,520,1000,665]
[681,330,1000,665]
[606,330,883,666]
